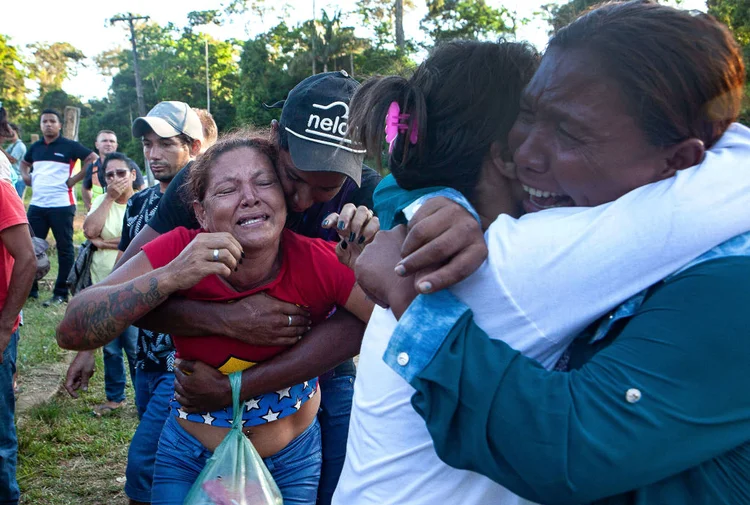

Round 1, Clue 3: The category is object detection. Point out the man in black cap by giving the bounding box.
[108,71,380,505]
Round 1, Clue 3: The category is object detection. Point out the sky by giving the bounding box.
[0,0,707,101]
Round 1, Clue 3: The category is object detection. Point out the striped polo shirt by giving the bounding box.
[24,135,92,207]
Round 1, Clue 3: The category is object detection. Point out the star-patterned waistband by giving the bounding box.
[170,378,318,428]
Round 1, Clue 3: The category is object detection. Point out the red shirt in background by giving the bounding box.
[142,227,355,374]
[0,180,29,333]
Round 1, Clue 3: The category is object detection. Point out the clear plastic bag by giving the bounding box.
[184,372,284,505]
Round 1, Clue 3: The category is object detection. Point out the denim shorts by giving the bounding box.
[151,414,322,505]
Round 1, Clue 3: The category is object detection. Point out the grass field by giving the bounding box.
[16,188,139,504]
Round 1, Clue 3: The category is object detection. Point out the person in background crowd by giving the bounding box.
[0,106,12,145]
[0,119,27,399]
[349,2,750,504]
[21,108,98,306]
[192,108,218,152]
[77,130,146,211]
[82,153,139,417]
[0,153,37,505]
[63,100,203,505]
[115,72,380,505]
[0,152,12,183]
[0,108,17,188]
[4,124,27,200]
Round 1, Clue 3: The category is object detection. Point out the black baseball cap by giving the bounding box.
[269,71,365,186]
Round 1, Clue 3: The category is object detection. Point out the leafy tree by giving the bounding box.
[302,11,368,74]
[708,0,750,45]
[356,0,415,50]
[98,19,239,129]
[353,46,416,80]
[420,0,514,45]
[539,0,601,35]
[26,42,86,97]
[234,22,307,128]
[83,16,241,163]
[187,9,223,29]
[540,0,686,35]
[707,0,750,124]
[0,35,30,119]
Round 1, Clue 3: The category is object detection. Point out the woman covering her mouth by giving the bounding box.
[56,130,373,505]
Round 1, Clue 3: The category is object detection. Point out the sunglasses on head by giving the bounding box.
[105,169,130,180]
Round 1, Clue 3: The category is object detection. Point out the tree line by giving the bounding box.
[0,0,746,167]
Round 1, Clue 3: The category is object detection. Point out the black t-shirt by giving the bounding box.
[83,158,146,191]
[119,185,175,372]
[147,161,199,234]
[147,161,382,241]
[23,135,92,166]
[119,184,164,252]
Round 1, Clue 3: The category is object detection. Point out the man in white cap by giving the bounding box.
[63,101,202,505]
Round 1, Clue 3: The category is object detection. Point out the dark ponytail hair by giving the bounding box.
[348,40,539,200]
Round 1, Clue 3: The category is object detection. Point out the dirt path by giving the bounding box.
[15,360,70,422]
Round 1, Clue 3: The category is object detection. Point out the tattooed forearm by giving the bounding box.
[57,274,170,350]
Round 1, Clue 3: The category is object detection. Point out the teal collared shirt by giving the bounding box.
[373,174,478,231]
[384,250,750,504]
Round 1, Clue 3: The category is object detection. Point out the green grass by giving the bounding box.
[16,204,139,505]
[18,259,67,371]
[18,392,137,504]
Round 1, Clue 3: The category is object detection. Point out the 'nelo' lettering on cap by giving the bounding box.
[307,102,351,144]
[286,100,366,154]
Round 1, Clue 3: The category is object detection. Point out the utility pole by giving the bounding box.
[311,0,317,75]
[111,13,153,185]
[395,0,405,50]
[205,37,211,113]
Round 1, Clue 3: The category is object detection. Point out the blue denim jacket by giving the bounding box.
[589,230,750,343]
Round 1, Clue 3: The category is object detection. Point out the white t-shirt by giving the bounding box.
[0,152,12,182]
[333,123,750,505]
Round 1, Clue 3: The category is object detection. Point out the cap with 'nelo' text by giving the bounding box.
[271,71,365,186]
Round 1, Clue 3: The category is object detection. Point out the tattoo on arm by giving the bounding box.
[57,275,169,350]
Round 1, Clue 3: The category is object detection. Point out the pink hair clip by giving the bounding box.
[385,101,419,153]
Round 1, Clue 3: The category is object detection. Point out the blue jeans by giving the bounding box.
[317,361,355,505]
[103,326,137,403]
[0,331,19,505]
[152,415,322,505]
[13,180,25,200]
[125,370,175,503]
